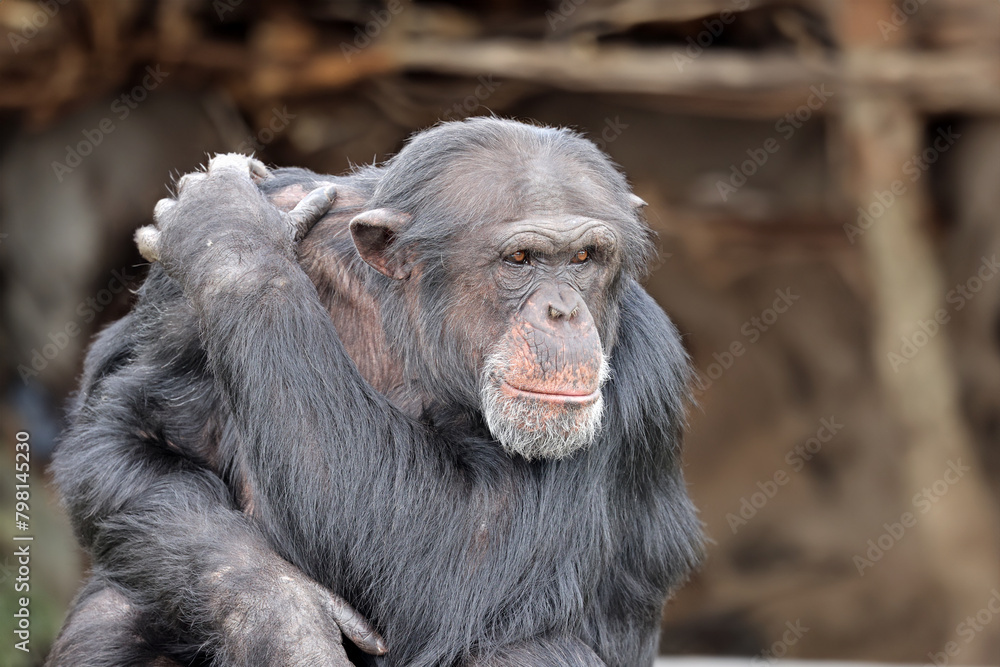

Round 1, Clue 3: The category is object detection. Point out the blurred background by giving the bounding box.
[2,0,1000,665]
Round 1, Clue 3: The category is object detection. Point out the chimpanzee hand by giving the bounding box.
[135,153,336,298]
[212,560,387,666]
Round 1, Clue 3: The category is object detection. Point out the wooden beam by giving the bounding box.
[247,39,1000,115]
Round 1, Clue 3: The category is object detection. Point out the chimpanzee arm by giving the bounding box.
[136,155,418,572]
[50,271,385,667]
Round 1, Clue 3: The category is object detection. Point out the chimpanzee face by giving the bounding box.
[350,206,626,461]
[347,118,649,460]
[475,213,620,459]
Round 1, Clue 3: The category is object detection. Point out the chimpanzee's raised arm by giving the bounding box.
[135,154,420,555]
[47,164,386,666]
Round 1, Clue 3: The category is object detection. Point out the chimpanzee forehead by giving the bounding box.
[491,215,620,254]
[379,119,649,264]
[437,154,630,225]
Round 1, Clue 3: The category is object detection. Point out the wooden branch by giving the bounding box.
[561,0,774,31]
[3,29,999,116]
[246,39,1000,115]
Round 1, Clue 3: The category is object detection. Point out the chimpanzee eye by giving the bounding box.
[505,250,529,265]
[571,248,591,264]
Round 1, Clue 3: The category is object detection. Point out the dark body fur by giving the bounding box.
[49,119,702,666]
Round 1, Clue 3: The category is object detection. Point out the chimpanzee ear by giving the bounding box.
[349,208,413,280]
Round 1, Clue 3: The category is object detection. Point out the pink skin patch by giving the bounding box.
[481,301,608,459]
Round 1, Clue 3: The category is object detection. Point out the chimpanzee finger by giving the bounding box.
[203,153,270,184]
[134,196,181,262]
[284,184,338,241]
[135,225,161,262]
[247,157,270,183]
[176,171,206,192]
[323,593,388,655]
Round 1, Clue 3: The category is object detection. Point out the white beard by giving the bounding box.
[479,350,610,460]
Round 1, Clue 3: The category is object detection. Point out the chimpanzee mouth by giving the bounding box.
[499,382,601,405]
[480,350,610,460]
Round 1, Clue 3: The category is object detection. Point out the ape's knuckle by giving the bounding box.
[153,198,175,222]
[248,158,270,182]
[176,172,205,192]
[207,152,252,171]
[135,226,162,262]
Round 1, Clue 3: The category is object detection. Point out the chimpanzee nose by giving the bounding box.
[522,284,592,335]
[547,291,581,321]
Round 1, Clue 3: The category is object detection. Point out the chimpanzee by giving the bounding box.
[47,118,702,667]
